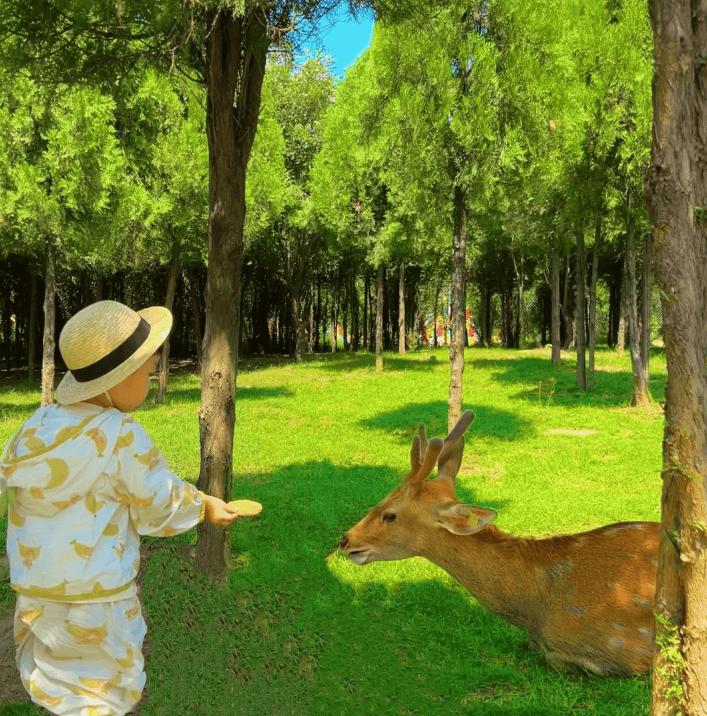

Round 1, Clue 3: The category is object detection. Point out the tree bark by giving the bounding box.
[647,0,707,712]
[41,241,56,407]
[398,260,406,354]
[155,240,180,404]
[448,184,466,431]
[375,261,383,372]
[196,6,268,580]
[550,243,561,365]
[575,228,586,389]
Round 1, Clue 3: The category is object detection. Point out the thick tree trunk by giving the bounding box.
[28,271,37,383]
[647,0,707,712]
[587,219,600,390]
[41,241,56,407]
[155,241,180,404]
[375,261,383,372]
[448,185,466,431]
[575,229,586,389]
[398,260,405,354]
[550,244,561,365]
[196,6,267,580]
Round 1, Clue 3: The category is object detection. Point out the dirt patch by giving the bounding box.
[0,542,186,713]
[545,429,598,436]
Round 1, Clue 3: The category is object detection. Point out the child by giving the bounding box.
[0,300,241,716]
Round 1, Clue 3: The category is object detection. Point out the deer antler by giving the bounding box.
[407,411,475,485]
[437,410,475,484]
[406,437,443,485]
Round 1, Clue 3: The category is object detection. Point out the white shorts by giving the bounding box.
[14,594,147,716]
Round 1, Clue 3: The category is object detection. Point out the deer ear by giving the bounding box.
[437,504,497,535]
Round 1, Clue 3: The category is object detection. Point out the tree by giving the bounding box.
[646,0,707,713]
[0,0,373,579]
[0,72,126,402]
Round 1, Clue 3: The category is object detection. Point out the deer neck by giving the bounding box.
[415,524,549,634]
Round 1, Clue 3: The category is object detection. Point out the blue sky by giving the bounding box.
[295,11,375,80]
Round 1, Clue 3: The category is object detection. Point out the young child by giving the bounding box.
[0,300,241,716]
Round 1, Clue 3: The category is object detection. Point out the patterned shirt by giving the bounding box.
[1,402,205,602]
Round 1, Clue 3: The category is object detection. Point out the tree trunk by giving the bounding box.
[398,260,406,354]
[375,262,384,372]
[617,259,627,354]
[155,241,180,404]
[41,241,56,407]
[196,6,268,580]
[551,243,561,365]
[587,219,600,390]
[561,257,574,349]
[363,273,369,350]
[448,185,466,431]
[626,191,651,407]
[640,230,653,378]
[188,268,204,370]
[647,0,707,711]
[575,229,586,389]
[94,273,104,302]
[28,271,38,383]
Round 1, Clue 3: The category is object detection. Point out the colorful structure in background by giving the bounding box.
[420,309,479,346]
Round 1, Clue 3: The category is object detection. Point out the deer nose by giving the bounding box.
[338,535,349,550]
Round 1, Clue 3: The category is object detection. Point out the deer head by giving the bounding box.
[339,411,497,565]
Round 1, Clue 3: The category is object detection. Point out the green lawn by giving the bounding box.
[0,346,665,715]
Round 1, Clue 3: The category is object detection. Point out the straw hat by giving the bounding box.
[56,300,173,405]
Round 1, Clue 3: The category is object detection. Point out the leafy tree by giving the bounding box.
[0,0,375,578]
[0,72,126,403]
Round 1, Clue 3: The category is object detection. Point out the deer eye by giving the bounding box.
[382,513,397,523]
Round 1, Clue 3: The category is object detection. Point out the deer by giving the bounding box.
[338,411,659,675]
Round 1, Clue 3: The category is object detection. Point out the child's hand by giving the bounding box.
[202,494,241,526]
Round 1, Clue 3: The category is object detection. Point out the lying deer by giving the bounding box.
[338,411,658,675]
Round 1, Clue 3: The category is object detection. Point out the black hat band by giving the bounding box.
[71,318,151,383]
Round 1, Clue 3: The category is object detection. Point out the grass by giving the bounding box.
[0,346,666,715]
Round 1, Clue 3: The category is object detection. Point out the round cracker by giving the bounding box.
[228,499,263,517]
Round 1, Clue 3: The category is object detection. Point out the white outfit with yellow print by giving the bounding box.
[1,402,205,716]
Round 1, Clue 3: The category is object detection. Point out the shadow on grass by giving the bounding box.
[469,352,667,408]
[306,351,440,373]
[361,401,533,442]
[137,385,295,411]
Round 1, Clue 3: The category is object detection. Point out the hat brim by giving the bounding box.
[56,306,173,405]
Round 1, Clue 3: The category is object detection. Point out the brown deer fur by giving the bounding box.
[338,411,658,675]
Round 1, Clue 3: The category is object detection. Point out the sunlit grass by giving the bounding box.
[0,346,665,715]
